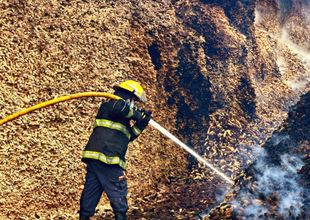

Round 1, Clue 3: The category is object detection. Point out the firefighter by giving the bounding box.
[79,80,151,220]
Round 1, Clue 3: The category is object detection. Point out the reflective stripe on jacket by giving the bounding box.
[82,150,126,169]
[82,99,142,169]
[95,119,131,140]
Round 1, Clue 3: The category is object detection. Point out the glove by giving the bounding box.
[141,109,152,121]
[132,109,143,123]
[136,109,152,129]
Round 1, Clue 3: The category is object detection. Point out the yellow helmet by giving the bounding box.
[113,80,147,102]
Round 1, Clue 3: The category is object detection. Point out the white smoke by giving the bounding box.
[276,55,287,76]
[269,134,290,146]
[279,28,310,91]
[232,144,305,219]
[305,9,310,24]
[232,1,309,218]
[254,0,310,92]
[286,78,310,91]
[215,186,229,202]
[280,28,310,64]
[243,202,267,219]
[254,8,263,25]
[275,0,310,92]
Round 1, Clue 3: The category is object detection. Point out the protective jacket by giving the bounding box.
[82,99,145,169]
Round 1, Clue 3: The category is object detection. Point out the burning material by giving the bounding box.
[205,92,310,219]
[231,149,305,219]
[206,153,307,219]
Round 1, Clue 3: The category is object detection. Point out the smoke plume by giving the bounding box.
[232,143,307,219]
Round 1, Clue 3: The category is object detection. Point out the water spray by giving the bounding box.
[0,92,234,185]
[149,120,234,185]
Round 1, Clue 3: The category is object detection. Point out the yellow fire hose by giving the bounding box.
[0,91,233,184]
[0,92,121,126]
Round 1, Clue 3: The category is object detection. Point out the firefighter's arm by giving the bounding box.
[109,99,140,119]
[129,110,152,141]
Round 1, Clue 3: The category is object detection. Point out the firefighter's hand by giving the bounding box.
[139,109,152,127]
[141,109,152,117]
[132,109,143,123]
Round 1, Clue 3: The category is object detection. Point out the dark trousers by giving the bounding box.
[79,160,128,217]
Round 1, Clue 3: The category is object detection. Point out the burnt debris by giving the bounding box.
[206,92,310,219]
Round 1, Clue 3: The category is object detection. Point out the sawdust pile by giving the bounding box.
[0,0,186,218]
[0,0,309,219]
[206,92,310,219]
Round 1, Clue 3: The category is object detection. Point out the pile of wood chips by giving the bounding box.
[0,0,309,219]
